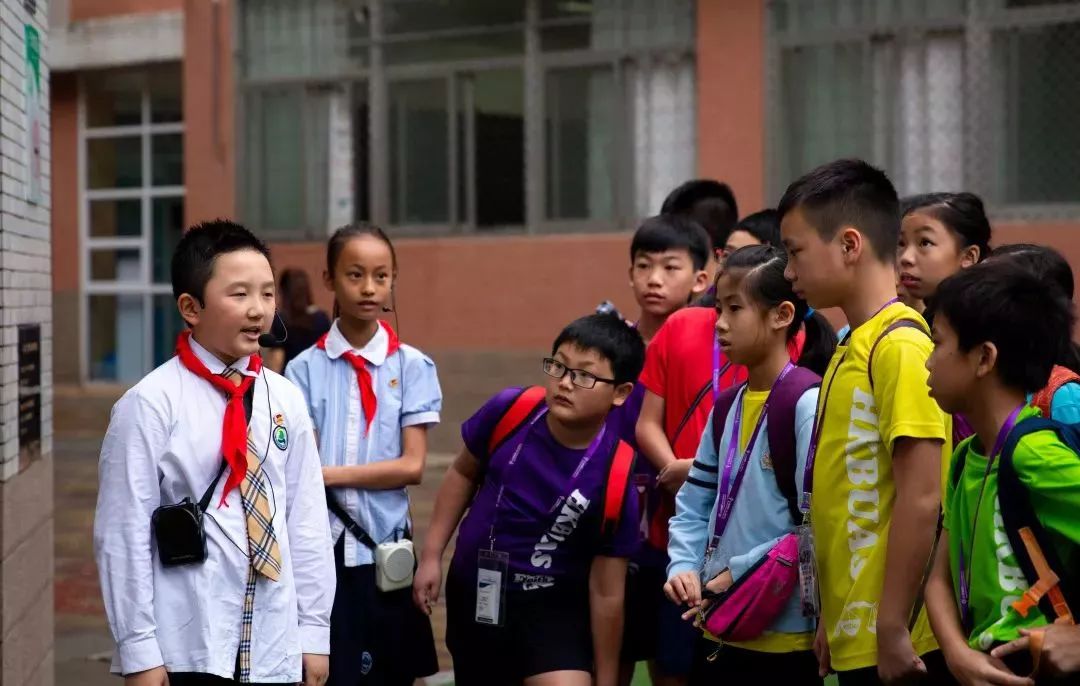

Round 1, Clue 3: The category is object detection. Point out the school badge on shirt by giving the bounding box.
[760,451,774,471]
[389,378,399,389]
[272,414,288,450]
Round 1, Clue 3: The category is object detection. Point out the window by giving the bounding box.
[82,65,185,383]
[239,0,696,237]
[767,0,1080,215]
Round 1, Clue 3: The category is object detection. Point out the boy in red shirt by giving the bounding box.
[612,215,712,684]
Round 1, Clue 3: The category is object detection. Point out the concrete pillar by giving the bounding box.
[0,0,54,684]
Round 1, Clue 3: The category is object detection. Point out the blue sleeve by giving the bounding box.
[284,353,314,417]
[667,407,722,579]
[599,457,641,559]
[400,348,442,428]
[1050,382,1080,425]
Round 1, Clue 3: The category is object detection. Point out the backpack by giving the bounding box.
[1031,365,1080,419]
[711,366,821,524]
[485,386,637,542]
[950,417,1079,627]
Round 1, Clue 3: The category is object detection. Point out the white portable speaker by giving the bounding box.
[375,539,415,592]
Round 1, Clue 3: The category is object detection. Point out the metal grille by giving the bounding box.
[767,0,1080,218]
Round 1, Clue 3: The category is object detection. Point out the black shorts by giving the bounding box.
[620,561,701,675]
[327,537,439,686]
[836,650,956,686]
[690,645,822,685]
[446,572,593,684]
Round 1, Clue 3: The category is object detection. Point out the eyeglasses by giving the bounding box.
[541,357,617,389]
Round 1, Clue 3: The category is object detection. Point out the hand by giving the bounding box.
[947,644,1033,686]
[125,667,168,686]
[413,557,443,614]
[321,466,343,488]
[664,571,702,609]
[301,653,329,686]
[814,622,832,678]
[993,626,1080,678]
[877,627,928,684]
[704,569,733,595]
[657,459,692,495]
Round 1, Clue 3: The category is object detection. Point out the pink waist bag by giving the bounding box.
[700,533,799,642]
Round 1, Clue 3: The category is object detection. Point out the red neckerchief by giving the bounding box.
[317,321,401,437]
[175,331,262,505]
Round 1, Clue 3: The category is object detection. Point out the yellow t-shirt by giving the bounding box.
[728,389,814,654]
[810,303,950,671]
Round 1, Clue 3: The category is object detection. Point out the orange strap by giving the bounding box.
[1031,365,1080,418]
[487,386,547,455]
[1010,527,1076,625]
[601,441,635,536]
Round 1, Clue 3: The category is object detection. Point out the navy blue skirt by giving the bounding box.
[327,536,439,686]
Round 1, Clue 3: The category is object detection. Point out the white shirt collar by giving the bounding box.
[188,335,258,378]
[323,320,390,366]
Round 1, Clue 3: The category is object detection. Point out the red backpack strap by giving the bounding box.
[601,440,637,540]
[868,318,930,389]
[764,367,822,524]
[487,386,547,457]
[1031,366,1080,418]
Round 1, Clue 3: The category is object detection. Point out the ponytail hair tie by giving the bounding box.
[804,307,816,322]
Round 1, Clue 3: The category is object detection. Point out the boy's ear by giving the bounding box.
[610,381,634,408]
[974,341,999,379]
[772,301,795,331]
[691,269,710,297]
[177,293,201,328]
[839,227,862,264]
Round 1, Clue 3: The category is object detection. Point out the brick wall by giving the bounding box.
[0,0,54,683]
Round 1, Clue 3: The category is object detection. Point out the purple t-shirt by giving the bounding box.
[451,387,640,593]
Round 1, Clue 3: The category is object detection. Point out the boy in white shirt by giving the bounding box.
[94,220,335,685]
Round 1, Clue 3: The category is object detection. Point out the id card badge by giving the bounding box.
[476,549,509,626]
[796,523,821,618]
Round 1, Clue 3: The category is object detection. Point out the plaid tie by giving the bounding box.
[223,368,282,682]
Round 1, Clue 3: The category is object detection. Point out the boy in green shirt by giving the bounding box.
[924,259,1080,685]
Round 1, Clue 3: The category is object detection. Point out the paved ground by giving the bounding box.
[53,437,458,685]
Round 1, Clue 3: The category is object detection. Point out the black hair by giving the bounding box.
[928,260,1074,394]
[901,192,992,262]
[989,243,1080,374]
[630,214,712,271]
[171,219,272,303]
[660,179,739,254]
[721,244,837,375]
[729,209,782,247]
[777,158,900,262]
[327,222,397,276]
[551,313,646,385]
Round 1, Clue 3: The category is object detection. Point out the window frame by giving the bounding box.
[79,67,186,384]
[764,0,1080,220]
[236,0,695,240]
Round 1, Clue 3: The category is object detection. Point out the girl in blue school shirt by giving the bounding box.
[286,224,442,686]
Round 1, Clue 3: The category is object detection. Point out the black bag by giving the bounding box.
[151,384,254,567]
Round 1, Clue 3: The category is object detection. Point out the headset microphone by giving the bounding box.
[258,312,290,347]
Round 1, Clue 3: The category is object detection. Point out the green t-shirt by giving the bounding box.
[944,405,1080,650]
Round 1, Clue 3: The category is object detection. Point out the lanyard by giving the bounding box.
[958,404,1024,625]
[487,408,607,551]
[712,334,726,405]
[801,298,900,517]
[710,363,795,546]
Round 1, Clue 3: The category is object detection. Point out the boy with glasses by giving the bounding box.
[413,313,644,686]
